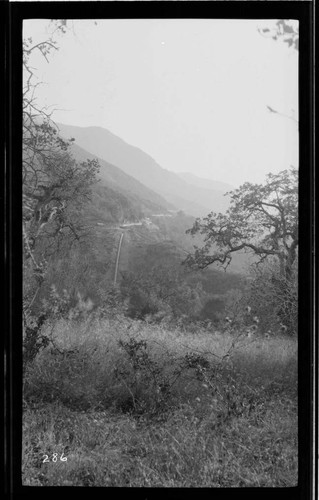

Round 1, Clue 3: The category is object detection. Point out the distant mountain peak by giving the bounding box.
[57,122,232,217]
[177,172,234,193]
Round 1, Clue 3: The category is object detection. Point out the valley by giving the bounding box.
[23,117,255,326]
[21,17,300,489]
[58,122,234,217]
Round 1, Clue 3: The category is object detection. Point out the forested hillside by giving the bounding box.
[23,115,246,322]
[57,122,232,216]
[70,141,175,218]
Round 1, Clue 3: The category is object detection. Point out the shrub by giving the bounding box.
[23,314,297,487]
[23,285,97,372]
[23,315,297,418]
[246,262,298,335]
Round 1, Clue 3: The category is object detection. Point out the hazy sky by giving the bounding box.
[24,19,298,187]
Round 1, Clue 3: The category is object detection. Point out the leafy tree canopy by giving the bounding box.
[183,167,298,280]
[259,19,299,51]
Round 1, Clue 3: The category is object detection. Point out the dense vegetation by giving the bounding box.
[23,315,297,487]
[21,20,298,488]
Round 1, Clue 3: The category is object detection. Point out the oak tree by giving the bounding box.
[23,22,100,323]
[184,167,298,280]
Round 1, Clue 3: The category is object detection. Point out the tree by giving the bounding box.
[184,167,298,281]
[259,20,299,124]
[23,127,99,261]
[258,19,299,51]
[121,263,203,322]
[247,259,298,335]
[23,22,100,324]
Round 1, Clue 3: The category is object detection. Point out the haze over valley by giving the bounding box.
[58,122,234,218]
[56,121,253,279]
[21,17,299,488]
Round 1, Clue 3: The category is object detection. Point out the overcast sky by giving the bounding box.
[23,19,298,188]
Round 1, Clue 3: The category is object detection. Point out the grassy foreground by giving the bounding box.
[22,316,298,487]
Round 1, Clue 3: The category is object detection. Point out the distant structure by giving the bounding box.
[114,233,124,285]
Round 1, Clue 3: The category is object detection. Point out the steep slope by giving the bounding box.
[58,123,231,217]
[69,142,174,222]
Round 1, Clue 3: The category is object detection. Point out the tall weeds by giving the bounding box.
[23,315,297,487]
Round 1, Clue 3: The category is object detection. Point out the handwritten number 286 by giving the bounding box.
[43,453,67,463]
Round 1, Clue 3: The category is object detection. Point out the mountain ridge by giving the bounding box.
[69,141,174,220]
[176,172,234,193]
[57,122,231,217]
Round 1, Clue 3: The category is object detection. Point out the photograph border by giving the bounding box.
[4,2,315,499]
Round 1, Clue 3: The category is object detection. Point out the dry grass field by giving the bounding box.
[22,316,298,487]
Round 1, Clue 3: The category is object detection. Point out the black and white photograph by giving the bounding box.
[14,7,311,490]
